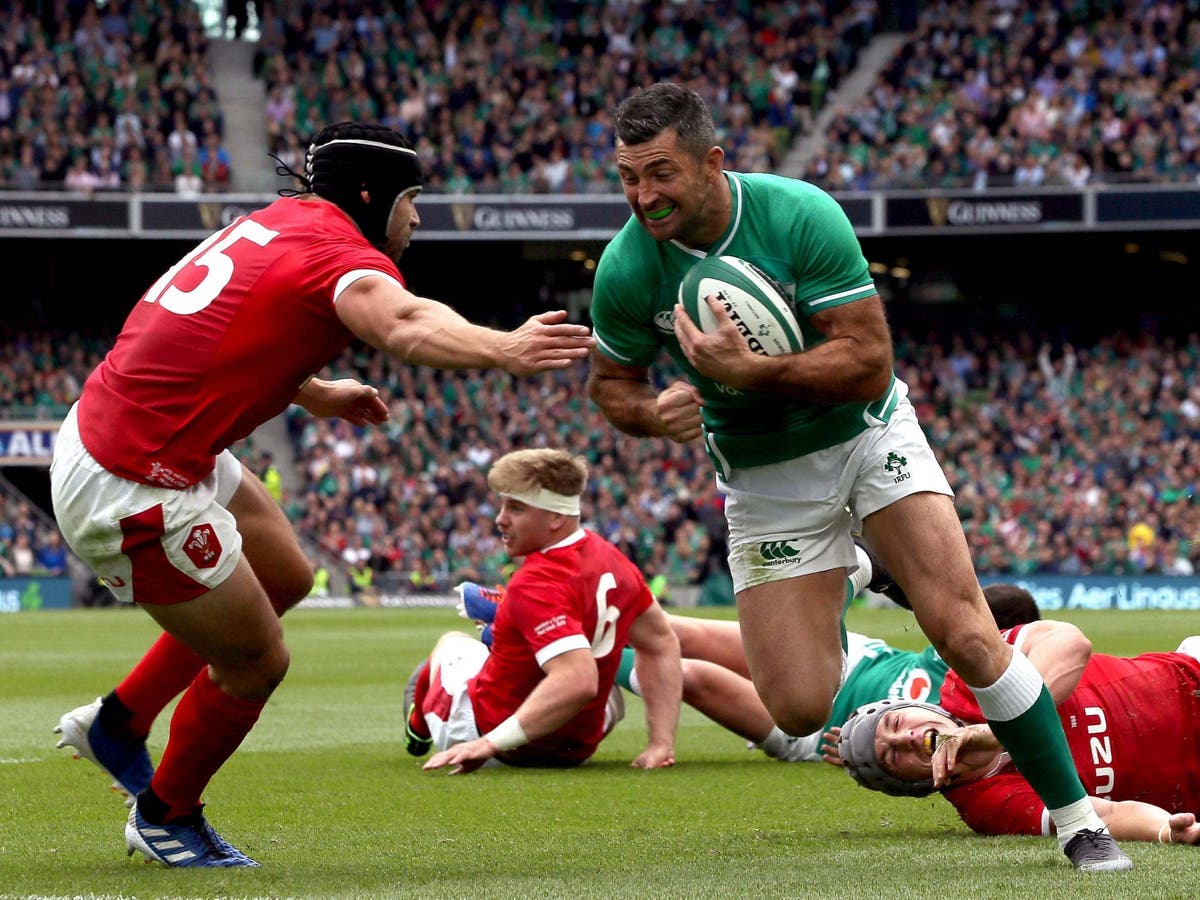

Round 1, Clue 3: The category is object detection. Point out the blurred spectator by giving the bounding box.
[10,532,35,575]
[259,449,283,503]
[34,530,68,576]
[64,154,101,194]
[173,142,203,196]
[198,129,231,192]
[10,141,40,190]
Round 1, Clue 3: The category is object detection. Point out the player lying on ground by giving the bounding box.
[404,448,681,774]
[456,544,1038,763]
[829,621,1200,845]
[620,577,1041,762]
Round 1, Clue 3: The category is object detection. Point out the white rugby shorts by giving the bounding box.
[722,397,952,593]
[50,403,243,605]
[423,631,490,752]
[422,631,626,754]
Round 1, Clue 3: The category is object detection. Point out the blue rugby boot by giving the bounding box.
[55,696,154,804]
[125,802,259,867]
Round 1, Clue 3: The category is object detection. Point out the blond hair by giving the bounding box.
[487,449,588,498]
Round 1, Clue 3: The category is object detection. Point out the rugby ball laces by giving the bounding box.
[678,255,803,356]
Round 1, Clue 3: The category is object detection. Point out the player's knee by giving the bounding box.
[680,660,711,706]
[760,687,833,737]
[218,639,291,701]
[259,561,314,614]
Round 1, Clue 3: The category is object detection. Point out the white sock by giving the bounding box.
[1051,798,1108,846]
[968,648,1041,722]
[849,544,872,597]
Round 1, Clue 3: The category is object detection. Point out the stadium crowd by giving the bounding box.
[7,2,1200,195]
[5,323,1200,593]
[804,0,1200,190]
[0,491,67,577]
[253,0,874,193]
[5,3,1200,595]
[0,0,232,194]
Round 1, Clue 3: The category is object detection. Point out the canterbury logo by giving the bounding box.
[759,540,800,562]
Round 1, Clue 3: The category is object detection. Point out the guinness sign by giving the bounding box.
[888,191,1084,232]
[0,196,129,232]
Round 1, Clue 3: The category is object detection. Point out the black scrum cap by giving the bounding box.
[304,122,423,248]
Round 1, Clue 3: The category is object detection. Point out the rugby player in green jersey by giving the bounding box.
[586,81,1130,872]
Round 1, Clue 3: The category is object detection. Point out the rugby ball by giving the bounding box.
[678,256,803,356]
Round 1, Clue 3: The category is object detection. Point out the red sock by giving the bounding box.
[149,668,265,820]
[114,632,206,737]
[408,660,430,736]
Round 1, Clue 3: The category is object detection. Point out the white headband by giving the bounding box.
[501,488,580,516]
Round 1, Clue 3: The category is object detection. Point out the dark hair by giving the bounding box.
[614,83,716,159]
[274,121,422,249]
[983,583,1041,630]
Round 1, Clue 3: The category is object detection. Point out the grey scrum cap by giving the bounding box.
[837,698,962,798]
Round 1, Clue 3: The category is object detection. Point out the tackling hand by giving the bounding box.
[500,310,595,376]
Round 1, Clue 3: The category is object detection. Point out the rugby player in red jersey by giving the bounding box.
[50,122,593,866]
[409,448,681,774]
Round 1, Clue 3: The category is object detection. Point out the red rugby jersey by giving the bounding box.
[940,626,1200,835]
[469,529,654,766]
[78,197,401,487]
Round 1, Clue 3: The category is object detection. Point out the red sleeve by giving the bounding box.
[944,769,1048,836]
[504,563,589,659]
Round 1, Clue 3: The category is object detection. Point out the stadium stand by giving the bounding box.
[5,2,1200,603]
[803,0,1200,190]
[0,0,231,193]
[252,0,879,193]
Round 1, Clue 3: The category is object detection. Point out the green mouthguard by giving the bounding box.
[646,206,675,220]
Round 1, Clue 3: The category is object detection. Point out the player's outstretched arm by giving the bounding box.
[337,275,592,375]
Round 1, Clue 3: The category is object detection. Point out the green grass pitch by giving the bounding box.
[1,604,1195,899]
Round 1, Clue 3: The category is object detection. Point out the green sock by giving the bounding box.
[986,687,1087,810]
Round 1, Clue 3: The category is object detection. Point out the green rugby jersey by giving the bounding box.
[824,638,948,733]
[592,171,902,473]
